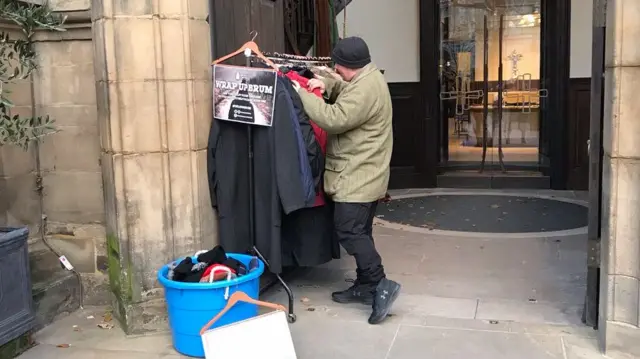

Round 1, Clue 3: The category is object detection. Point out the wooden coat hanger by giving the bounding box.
[199,291,286,335]
[212,31,279,70]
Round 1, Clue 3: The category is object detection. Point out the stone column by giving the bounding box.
[91,0,215,333]
[599,1,640,357]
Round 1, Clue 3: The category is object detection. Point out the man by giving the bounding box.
[291,36,401,325]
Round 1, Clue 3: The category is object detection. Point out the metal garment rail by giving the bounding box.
[207,3,296,323]
[243,53,297,324]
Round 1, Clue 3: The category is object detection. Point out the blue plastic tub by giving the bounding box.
[157,253,265,358]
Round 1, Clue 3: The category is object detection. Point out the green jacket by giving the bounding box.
[297,63,393,203]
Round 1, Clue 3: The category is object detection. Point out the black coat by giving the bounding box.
[208,75,338,273]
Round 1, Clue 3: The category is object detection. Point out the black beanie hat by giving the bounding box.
[331,36,371,69]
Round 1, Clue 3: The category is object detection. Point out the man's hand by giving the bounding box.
[307,78,326,93]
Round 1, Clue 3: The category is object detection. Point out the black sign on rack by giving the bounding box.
[213,64,278,127]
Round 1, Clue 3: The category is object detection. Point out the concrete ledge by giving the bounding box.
[0,332,35,359]
[111,295,169,335]
[603,321,640,359]
[0,11,91,41]
[32,23,91,42]
[29,248,81,330]
[17,0,45,5]
[45,234,96,273]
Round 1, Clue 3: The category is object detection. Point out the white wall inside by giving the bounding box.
[570,0,593,78]
[336,0,420,83]
[335,0,591,81]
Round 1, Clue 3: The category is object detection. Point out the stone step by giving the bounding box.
[437,172,550,189]
[29,246,81,331]
[0,244,82,358]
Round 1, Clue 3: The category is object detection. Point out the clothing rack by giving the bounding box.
[242,52,297,324]
[268,57,332,65]
[263,51,333,63]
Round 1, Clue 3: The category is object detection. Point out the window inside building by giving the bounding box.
[439,0,545,172]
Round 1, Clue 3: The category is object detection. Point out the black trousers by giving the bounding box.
[332,201,386,285]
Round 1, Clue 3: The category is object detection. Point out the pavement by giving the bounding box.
[17,189,611,359]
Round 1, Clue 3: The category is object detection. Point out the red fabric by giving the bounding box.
[201,264,235,282]
[282,71,328,207]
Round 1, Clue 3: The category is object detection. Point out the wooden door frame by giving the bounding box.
[583,0,606,330]
[416,0,572,189]
[387,0,439,189]
[416,0,440,188]
[541,0,571,189]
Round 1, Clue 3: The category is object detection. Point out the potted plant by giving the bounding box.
[0,1,63,356]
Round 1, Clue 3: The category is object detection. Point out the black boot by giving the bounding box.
[331,280,375,305]
[368,278,401,325]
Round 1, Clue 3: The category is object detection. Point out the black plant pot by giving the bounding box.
[0,227,36,347]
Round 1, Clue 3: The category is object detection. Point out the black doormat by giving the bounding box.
[376,195,588,233]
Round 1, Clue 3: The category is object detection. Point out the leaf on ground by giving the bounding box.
[103,313,112,322]
[490,204,500,209]
[420,222,437,230]
[97,323,114,330]
[56,344,70,348]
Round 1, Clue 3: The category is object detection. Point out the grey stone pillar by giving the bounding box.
[599,0,640,357]
[91,0,216,333]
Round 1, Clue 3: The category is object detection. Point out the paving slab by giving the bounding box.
[476,298,584,326]
[18,307,607,359]
[16,192,604,358]
[387,324,564,359]
[18,344,185,359]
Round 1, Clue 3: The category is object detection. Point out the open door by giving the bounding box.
[582,0,606,329]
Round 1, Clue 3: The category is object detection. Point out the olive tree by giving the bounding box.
[0,0,65,150]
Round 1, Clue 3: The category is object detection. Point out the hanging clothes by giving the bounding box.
[208,75,336,273]
[277,75,339,268]
[282,70,328,207]
[278,72,325,201]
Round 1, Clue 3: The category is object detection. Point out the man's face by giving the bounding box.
[334,64,356,82]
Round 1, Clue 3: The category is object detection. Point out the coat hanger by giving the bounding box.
[199,291,286,335]
[212,31,279,70]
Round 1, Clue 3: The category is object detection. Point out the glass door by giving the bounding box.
[438,0,545,174]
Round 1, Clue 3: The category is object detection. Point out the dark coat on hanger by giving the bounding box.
[278,77,339,267]
[208,76,336,273]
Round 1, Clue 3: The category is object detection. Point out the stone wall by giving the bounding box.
[0,58,39,234]
[0,1,108,305]
[34,9,109,303]
[92,0,215,333]
[599,0,640,358]
[2,0,216,323]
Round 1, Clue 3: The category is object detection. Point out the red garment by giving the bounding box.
[201,264,235,283]
[282,71,328,207]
